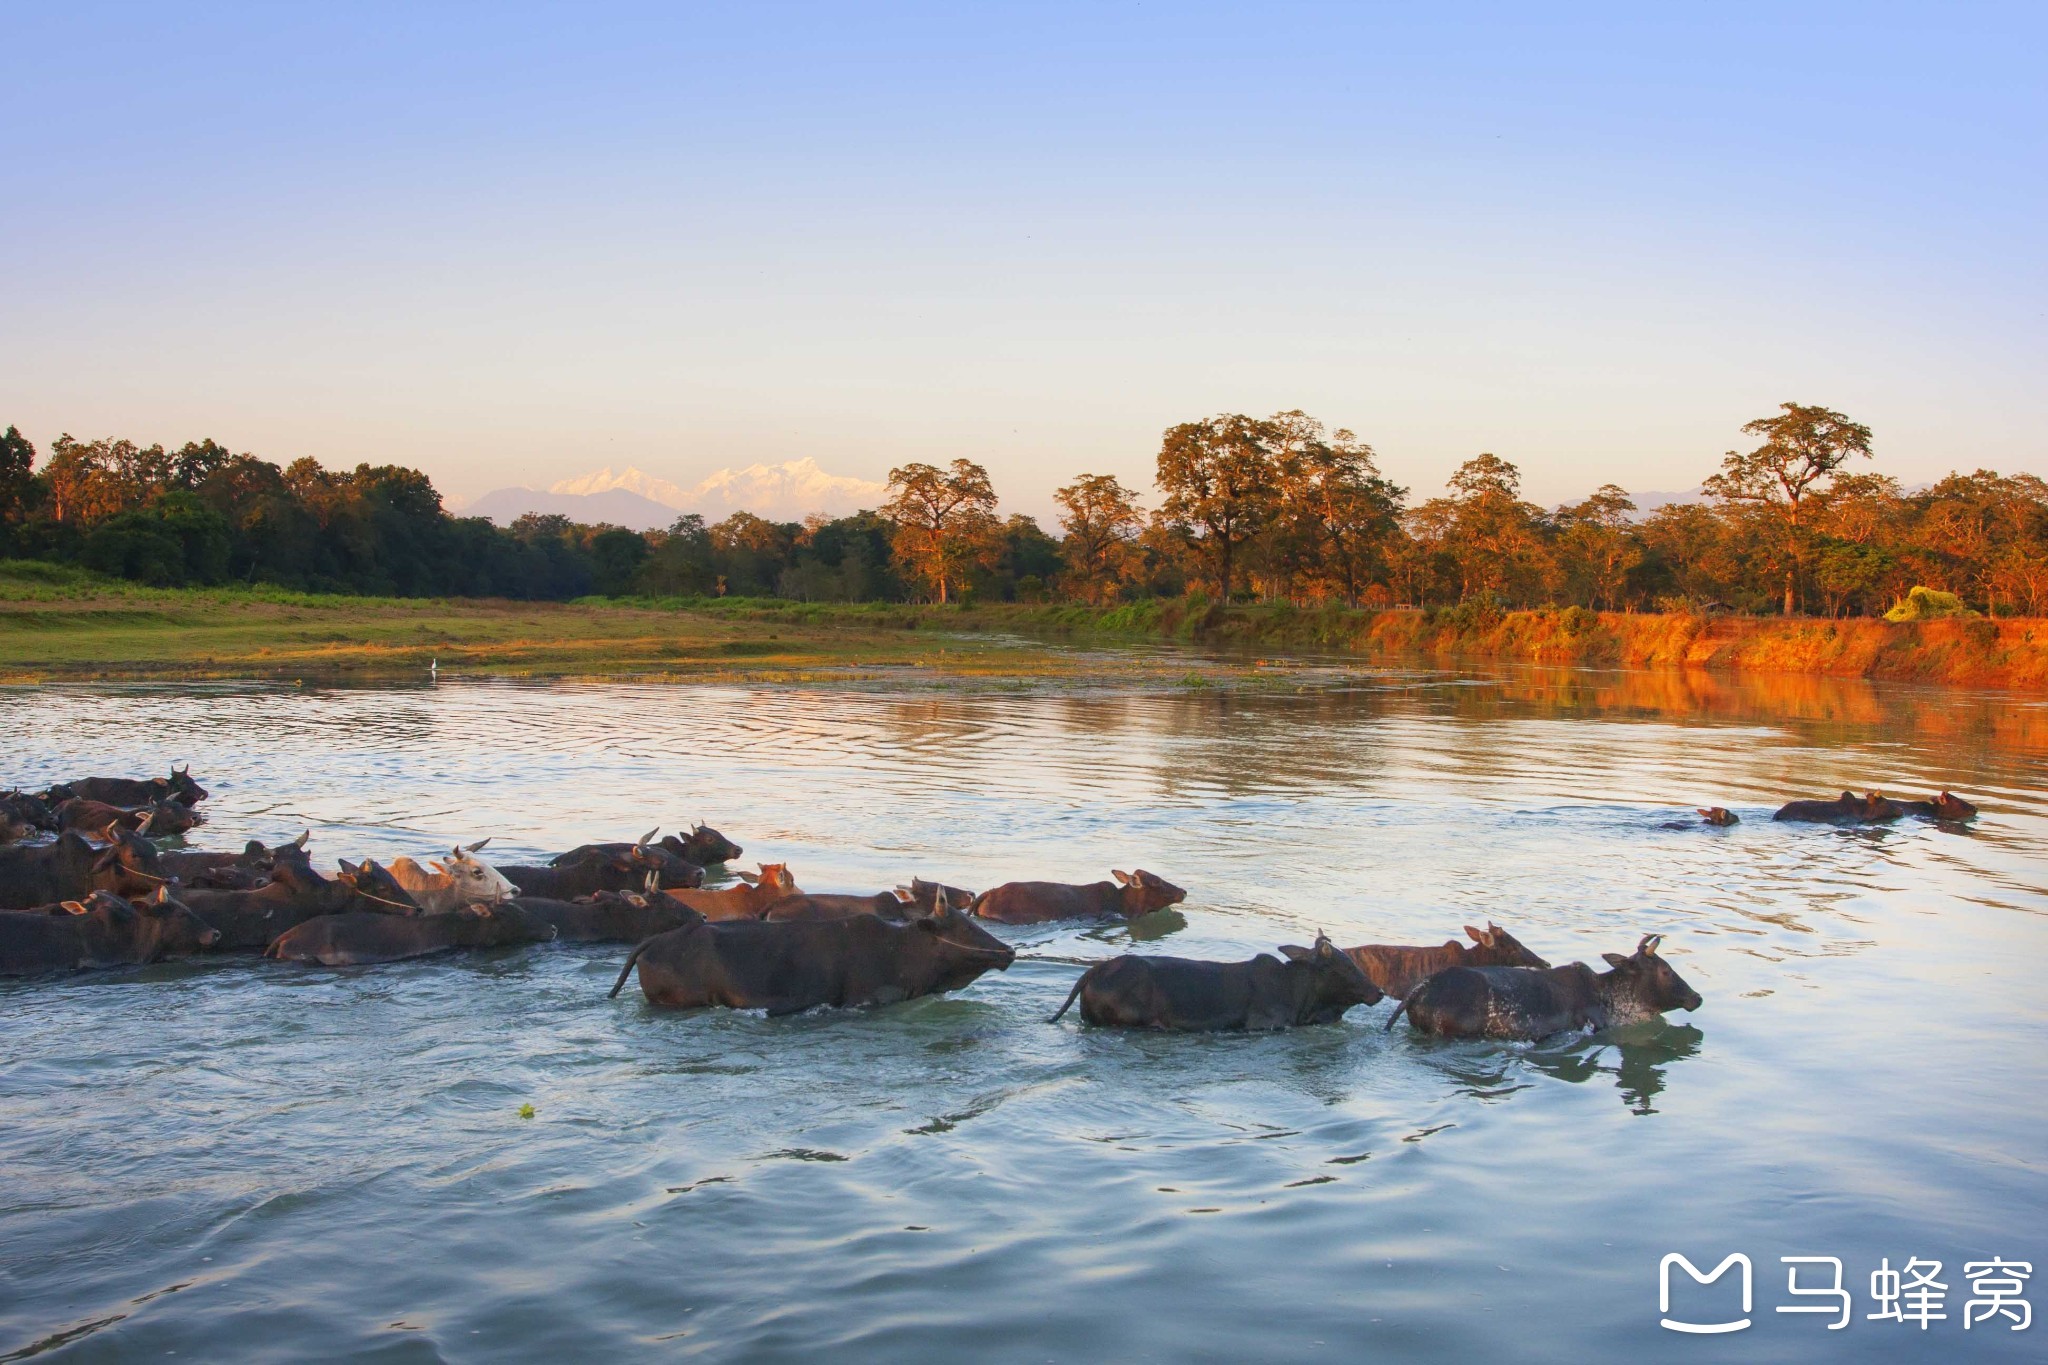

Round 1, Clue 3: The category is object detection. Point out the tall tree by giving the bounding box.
[1703,402,1874,615]
[0,426,36,527]
[881,459,1000,603]
[1439,453,1546,603]
[1154,414,1280,600]
[1054,473,1144,604]
[1554,484,1642,610]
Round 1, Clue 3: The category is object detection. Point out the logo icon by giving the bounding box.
[1661,1253,1753,1334]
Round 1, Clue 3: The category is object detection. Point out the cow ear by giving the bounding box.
[1601,952,1630,968]
[1111,870,1133,886]
[62,900,90,916]
[1277,944,1312,962]
[337,859,359,876]
[735,870,759,885]
[429,861,448,874]
[1463,925,1486,943]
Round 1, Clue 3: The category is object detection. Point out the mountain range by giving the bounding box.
[457,459,890,531]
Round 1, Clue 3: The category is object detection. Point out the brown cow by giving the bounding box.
[0,827,169,909]
[1337,922,1550,999]
[970,870,1185,924]
[0,887,220,976]
[1386,933,1703,1040]
[662,863,799,921]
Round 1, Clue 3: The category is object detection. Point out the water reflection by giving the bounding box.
[0,670,2043,1365]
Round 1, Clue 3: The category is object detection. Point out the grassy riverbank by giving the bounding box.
[4,560,2044,688]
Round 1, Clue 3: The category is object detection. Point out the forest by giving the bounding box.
[1,403,2041,617]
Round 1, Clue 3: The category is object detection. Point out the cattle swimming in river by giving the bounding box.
[1773,790,1977,824]
[1385,933,1702,1040]
[1049,934,1383,1031]
[970,870,1186,924]
[609,891,1014,1014]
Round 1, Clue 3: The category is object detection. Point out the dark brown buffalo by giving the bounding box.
[266,901,556,966]
[1049,934,1383,1031]
[1340,922,1550,999]
[971,870,1186,924]
[513,890,706,944]
[177,856,424,951]
[158,833,311,890]
[1773,790,1977,824]
[670,823,743,866]
[0,789,58,842]
[54,797,203,838]
[0,887,220,976]
[513,840,704,896]
[609,895,1015,1014]
[0,828,169,909]
[1385,933,1703,1040]
[761,890,913,922]
[46,766,209,808]
[760,877,975,923]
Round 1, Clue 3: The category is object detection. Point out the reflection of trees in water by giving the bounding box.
[1428,1021,1705,1116]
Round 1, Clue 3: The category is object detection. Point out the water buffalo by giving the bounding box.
[1339,923,1550,998]
[1049,933,1383,1031]
[266,901,556,966]
[1773,790,1977,824]
[0,827,169,909]
[0,789,58,842]
[513,838,704,896]
[1696,807,1739,827]
[609,892,1015,1013]
[0,887,220,976]
[1385,933,1703,1040]
[971,870,1186,924]
[158,833,310,890]
[387,840,522,913]
[761,890,914,922]
[672,823,743,866]
[177,856,424,951]
[662,863,799,921]
[54,796,203,839]
[514,889,707,943]
[46,765,209,808]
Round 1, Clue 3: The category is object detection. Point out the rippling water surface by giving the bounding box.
[2,665,2043,1362]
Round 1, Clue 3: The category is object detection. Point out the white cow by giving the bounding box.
[387,839,522,914]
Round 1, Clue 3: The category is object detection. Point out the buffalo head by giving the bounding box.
[1600,933,1703,1014]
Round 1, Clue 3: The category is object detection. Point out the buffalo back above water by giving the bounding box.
[1341,922,1550,998]
[513,892,705,944]
[971,870,1186,924]
[610,902,1015,1013]
[1390,933,1703,1040]
[266,902,556,966]
[0,828,167,909]
[0,887,220,976]
[1051,934,1382,1031]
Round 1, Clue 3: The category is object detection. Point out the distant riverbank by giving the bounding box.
[3,560,2043,689]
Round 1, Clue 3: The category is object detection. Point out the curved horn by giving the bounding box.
[1638,933,1663,956]
[639,827,658,847]
[292,830,311,849]
[464,837,492,853]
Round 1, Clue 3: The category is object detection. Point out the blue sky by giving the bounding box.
[2,2,2041,516]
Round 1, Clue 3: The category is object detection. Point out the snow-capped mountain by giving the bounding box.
[547,465,691,506]
[464,459,891,530]
[549,459,887,520]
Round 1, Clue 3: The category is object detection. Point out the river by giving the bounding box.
[2,665,2043,1362]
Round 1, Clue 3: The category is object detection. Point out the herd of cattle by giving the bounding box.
[0,769,1981,1040]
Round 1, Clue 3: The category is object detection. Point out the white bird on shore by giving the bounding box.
[429,657,439,681]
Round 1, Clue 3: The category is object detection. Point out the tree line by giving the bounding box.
[2,403,2042,616]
